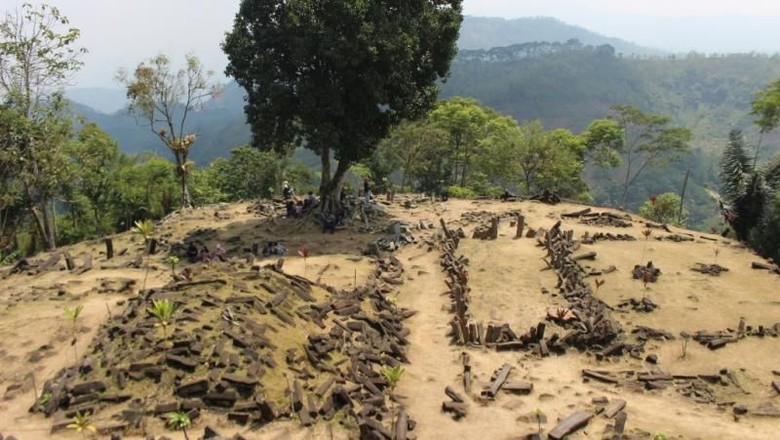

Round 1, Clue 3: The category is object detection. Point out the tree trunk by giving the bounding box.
[318,147,351,214]
[621,162,632,209]
[175,154,192,209]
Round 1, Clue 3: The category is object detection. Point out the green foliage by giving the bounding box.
[223,0,464,206]
[717,130,771,241]
[653,432,670,440]
[131,219,155,242]
[67,411,96,438]
[166,255,180,275]
[447,186,476,199]
[639,193,688,226]
[167,410,191,439]
[148,299,176,338]
[209,146,284,201]
[380,366,405,391]
[751,77,780,133]
[0,3,86,251]
[118,54,217,209]
[64,305,83,323]
[606,105,692,208]
[38,391,52,406]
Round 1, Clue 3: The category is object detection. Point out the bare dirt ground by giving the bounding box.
[0,197,778,439]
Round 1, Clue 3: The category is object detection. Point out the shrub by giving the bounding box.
[447,185,475,199]
[639,193,687,226]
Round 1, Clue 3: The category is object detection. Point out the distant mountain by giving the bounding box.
[459,16,665,55]
[65,88,128,114]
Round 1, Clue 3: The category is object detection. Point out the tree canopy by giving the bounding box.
[117,54,217,209]
[222,0,463,208]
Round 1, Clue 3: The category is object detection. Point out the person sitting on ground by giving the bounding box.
[262,241,287,257]
[282,181,295,200]
[285,199,295,218]
[500,188,515,202]
[199,246,211,263]
[273,242,287,256]
[323,214,337,234]
[303,191,317,211]
[186,242,199,263]
[214,243,226,261]
[294,200,304,217]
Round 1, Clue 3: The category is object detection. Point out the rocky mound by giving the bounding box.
[33,257,415,438]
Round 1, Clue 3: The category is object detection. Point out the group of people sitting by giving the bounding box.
[283,181,319,218]
[261,241,287,257]
[185,242,226,263]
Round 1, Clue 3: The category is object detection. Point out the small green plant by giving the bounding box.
[166,255,180,276]
[380,366,405,436]
[67,411,96,439]
[534,407,545,434]
[38,391,52,406]
[64,305,83,360]
[132,219,155,290]
[167,410,192,440]
[147,298,176,338]
[653,431,670,440]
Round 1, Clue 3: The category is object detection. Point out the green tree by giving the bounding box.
[375,119,450,189]
[639,193,688,226]
[118,54,217,209]
[581,118,623,168]
[430,97,496,187]
[223,0,463,211]
[210,146,283,201]
[65,123,121,236]
[512,121,587,197]
[606,105,692,208]
[0,3,86,250]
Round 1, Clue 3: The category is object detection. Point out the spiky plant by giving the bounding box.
[67,411,96,440]
[147,298,176,338]
[64,305,83,360]
[132,219,155,290]
[167,410,192,440]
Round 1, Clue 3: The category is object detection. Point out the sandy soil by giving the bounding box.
[0,197,778,439]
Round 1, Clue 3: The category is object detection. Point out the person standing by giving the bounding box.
[363,176,372,204]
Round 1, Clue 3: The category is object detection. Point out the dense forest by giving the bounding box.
[3,5,780,265]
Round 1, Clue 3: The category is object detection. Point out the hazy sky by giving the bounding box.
[2,0,780,88]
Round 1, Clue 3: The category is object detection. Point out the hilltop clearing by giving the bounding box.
[0,196,777,439]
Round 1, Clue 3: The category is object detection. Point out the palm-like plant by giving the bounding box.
[64,305,83,360]
[167,410,192,440]
[380,365,405,436]
[132,219,155,290]
[148,298,176,338]
[67,411,96,439]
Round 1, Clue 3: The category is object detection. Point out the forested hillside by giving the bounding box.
[457,16,664,55]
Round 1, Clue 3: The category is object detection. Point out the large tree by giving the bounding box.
[117,54,217,209]
[0,3,85,250]
[223,0,463,210]
[606,105,692,209]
